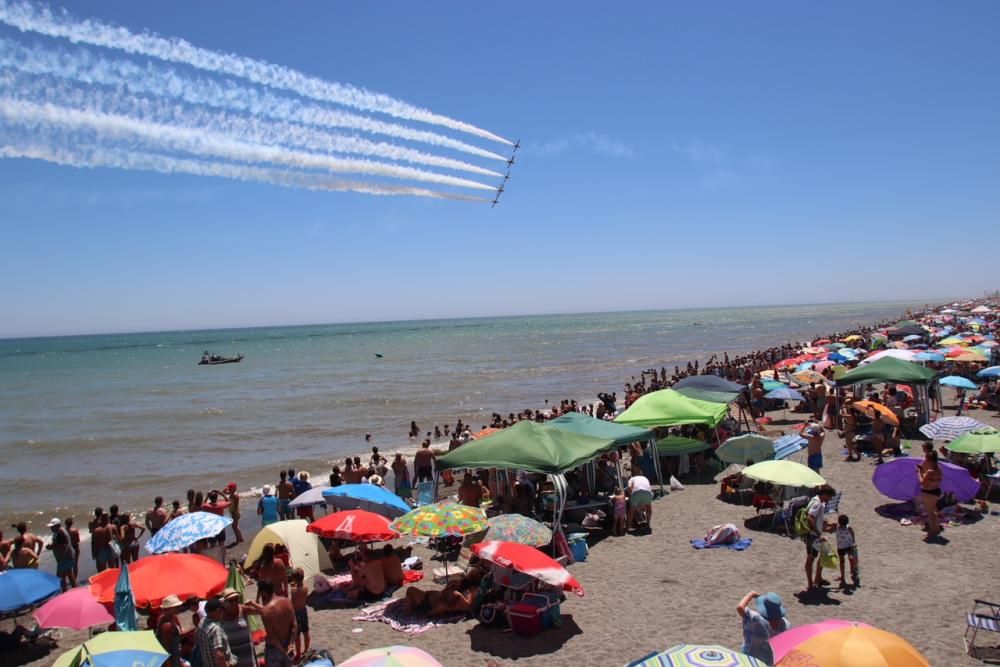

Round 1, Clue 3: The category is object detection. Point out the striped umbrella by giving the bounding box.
[919,416,989,441]
[484,514,552,546]
[389,501,488,538]
[471,541,584,596]
[627,644,766,666]
[341,645,442,667]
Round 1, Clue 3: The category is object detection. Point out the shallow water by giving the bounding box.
[0,300,925,523]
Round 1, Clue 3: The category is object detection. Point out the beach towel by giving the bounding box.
[690,537,752,551]
[351,598,466,635]
[703,523,740,545]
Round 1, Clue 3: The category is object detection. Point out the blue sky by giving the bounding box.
[1,1,998,337]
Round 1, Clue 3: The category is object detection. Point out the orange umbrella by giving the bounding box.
[775,623,929,666]
[89,554,227,610]
[853,400,900,426]
[952,351,986,362]
[473,427,500,439]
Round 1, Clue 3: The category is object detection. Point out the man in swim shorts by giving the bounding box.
[804,421,826,472]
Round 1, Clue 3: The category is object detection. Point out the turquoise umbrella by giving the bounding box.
[114,561,138,631]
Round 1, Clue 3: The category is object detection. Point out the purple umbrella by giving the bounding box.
[872,457,981,502]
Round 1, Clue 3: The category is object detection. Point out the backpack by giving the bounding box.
[794,506,811,536]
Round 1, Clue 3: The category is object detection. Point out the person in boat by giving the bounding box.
[202,351,210,363]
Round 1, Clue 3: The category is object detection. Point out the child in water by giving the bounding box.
[612,487,627,536]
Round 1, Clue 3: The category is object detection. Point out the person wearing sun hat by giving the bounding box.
[45,517,76,591]
[257,485,279,527]
[156,595,186,666]
[737,590,791,664]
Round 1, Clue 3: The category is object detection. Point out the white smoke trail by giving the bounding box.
[0,38,510,162]
[0,140,489,201]
[0,66,504,177]
[0,97,498,191]
[0,0,511,144]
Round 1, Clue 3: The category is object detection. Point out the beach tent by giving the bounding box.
[245,519,332,579]
[614,389,729,429]
[835,356,938,425]
[436,420,616,475]
[547,413,660,491]
[673,375,746,404]
[655,436,712,456]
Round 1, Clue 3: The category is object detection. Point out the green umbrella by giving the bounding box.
[742,460,825,487]
[389,502,488,538]
[716,434,775,465]
[52,630,168,667]
[946,429,1000,454]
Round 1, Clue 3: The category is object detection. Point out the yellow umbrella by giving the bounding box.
[841,335,863,342]
[852,400,900,426]
[792,370,826,385]
[938,336,966,346]
[775,624,929,666]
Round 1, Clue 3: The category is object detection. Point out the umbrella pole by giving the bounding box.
[649,439,665,495]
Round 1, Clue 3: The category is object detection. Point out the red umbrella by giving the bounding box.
[471,541,584,596]
[775,357,803,369]
[307,509,399,543]
[89,554,227,610]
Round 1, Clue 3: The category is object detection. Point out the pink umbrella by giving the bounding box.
[813,360,834,373]
[34,585,114,630]
[770,619,871,663]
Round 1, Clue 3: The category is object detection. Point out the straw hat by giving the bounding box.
[161,594,184,610]
[219,587,241,601]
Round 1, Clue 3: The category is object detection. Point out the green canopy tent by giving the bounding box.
[655,436,712,456]
[547,413,659,491]
[614,389,729,429]
[835,357,939,426]
[437,421,618,559]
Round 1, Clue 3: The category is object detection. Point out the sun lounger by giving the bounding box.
[965,599,1000,657]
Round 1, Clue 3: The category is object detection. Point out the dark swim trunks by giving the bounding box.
[294,607,309,634]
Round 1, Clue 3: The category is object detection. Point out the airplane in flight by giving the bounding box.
[512,139,520,151]
[491,196,500,208]
[502,171,511,183]
[506,156,515,167]
[496,183,505,196]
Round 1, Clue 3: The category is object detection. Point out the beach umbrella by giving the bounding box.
[307,509,399,543]
[872,457,981,502]
[919,416,989,440]
[946,429,1000,455]
[89,553,227,610]
[484,514,552,546]
[770,619,872,663]
[742,460,825,487]
[322,484,411,519]
[795,362,815,371]
[939,336,966,346]
[762,379,788,393]
[765,387,805,401]
[114,561,139,632]
[802,346,826,355]
[145,511,231,554]
[902,334,923,342]
[627,644,765,667]
[952,351,988,362]
[389,501,488,538]
[978,366,1000,378]
[0,569,61,616]
[841,335,863,342]
[814,338,832,345]
[939,376,978,390]
[791,370,826,385]
[340,645,442,667]
[34,586,113,630]
[51,630,168,667]
[915,351,945,362]
[716,434,775,465]
[852,400,900,426]
[288,484,330,509]
[471,541,584,596]
[774,623,928,666]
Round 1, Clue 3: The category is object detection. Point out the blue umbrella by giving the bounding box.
[765,387,805,401]
[915,351,945,362]
[145,511,232,554]
[796,362,814,371]
[0,569,61,616]
[827,352,849,363]
[902,334,923,342]
[939,376,978,390]
[977,366,1000,378]
[322,484,411,519]
[114,561,138,631]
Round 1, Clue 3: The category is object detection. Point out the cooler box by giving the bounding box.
[509,602,543,636]
[567,533,589,562]
[522,592,560,628]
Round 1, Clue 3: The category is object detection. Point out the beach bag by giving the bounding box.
[794,507,811,537]
[670,475,685,491]
[818,540,839,569]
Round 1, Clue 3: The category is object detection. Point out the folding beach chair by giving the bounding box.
[965,599,1000,657]
[432,547,473,584]
[776,495,808,534]
[416,481,435,505]
[823,491,844,516]
[984,471,1000,499]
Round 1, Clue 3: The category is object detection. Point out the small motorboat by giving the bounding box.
[199,352,245,365]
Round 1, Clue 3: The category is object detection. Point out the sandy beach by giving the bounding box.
[11,387,999,666]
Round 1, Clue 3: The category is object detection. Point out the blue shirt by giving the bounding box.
[258,495,279,524]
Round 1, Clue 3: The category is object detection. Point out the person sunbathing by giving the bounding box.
[344,553,386,601]
[403,576,478,617]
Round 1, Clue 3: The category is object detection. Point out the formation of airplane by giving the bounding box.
[492,140,519,208]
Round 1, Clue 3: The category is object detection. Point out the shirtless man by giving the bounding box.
[11,522,43,558]
[0,531,11,571]
[245,580,296,667]
[254,545,288,600]
[413,441,436,483]
[458,473,483,508]
[169,500,187,521]
[380,544,404,587]
[276,471,294,521]
[10,536,38,568]
[804,421,826,473]
[118,512,145,564]
[145,497,168,536]
[91,513,115,572]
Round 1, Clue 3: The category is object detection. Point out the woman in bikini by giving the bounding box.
[918,450,943,537]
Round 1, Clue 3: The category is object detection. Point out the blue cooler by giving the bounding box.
[567,533,588,563]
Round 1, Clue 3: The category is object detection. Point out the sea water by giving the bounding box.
[0,301,926,522]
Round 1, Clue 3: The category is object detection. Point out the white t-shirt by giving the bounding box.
[628,475,652,493]
[806,496,826,535]
[835,526,855,550]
